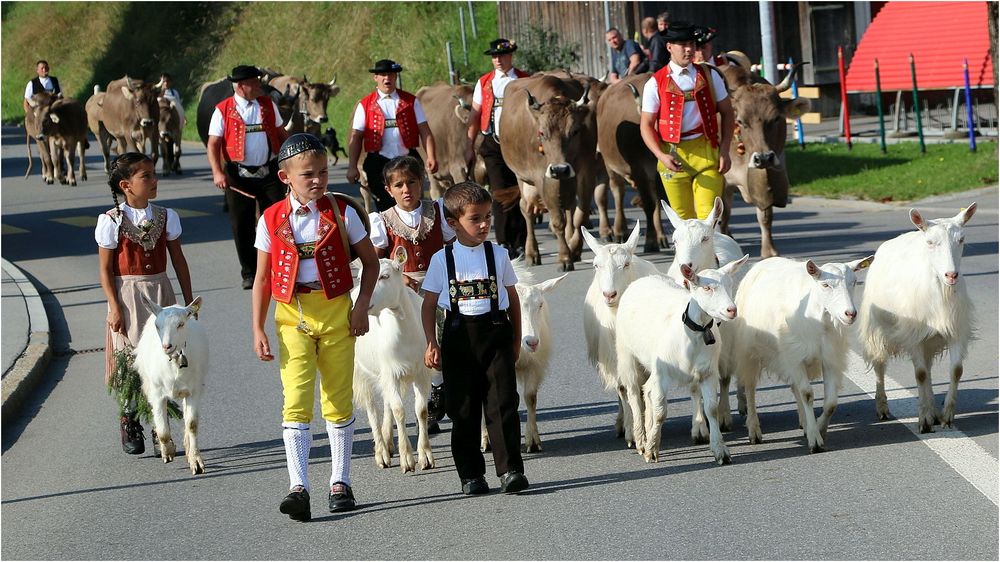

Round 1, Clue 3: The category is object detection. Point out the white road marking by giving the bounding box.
[846,350,999,506]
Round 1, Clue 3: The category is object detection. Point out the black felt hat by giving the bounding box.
[278,133,326,162]
[484,38,517,56]
[663,22,697,43]
[369,59,403,73]
[227,65,263,82]
[694,25,717,45]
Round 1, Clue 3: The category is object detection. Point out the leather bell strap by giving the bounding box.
[681,309,715,345]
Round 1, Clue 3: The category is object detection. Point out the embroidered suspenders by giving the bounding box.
[445,242,502,328]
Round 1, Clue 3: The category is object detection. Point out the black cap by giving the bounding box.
[227,65,263,82]
[484,38,517,56]
[663,22,697,43]
[694,25,717,45]
[278,133,326,162]
[369,59,403,73]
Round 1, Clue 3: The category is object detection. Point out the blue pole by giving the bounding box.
[789,56,805,149]
[963,58,977,152]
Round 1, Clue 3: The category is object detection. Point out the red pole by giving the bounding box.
[838,45,852,150]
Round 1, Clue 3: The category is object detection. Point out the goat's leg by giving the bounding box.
[182,396,205,474]
[641,376,666,463]
[355,375,390,468]
[383,384,415,473]
[718,374,733,432]
[941,347,965,428]
[792,376,824,453]
[912,345,937,434]
[791,385,807,431]
[616,384,631,442]
[700,376,731,465]
[873,359,891,420]
[738,362,763,444]
[689,383,709,444]
[150,396,175,463]
[523,376,542,453]
[380,398,395,456]
[816,365,843,439]
[625,380,647,454]
[412,379,435,470]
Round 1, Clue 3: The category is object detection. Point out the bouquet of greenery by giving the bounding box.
[108,347,182,422]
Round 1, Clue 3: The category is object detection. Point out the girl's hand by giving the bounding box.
[253,330,273,361]
[424,341,441,370]
[349,306,370,337]
[107,305,124,334]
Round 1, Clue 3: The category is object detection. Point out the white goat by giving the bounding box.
[352,249,435,472]
[859,204,977,433]
[616,256,749,464]
[581,222,660,447]
[134,295,207,475]
[481,260,568,453]
[727,256,874,452]
[662,198,744,284]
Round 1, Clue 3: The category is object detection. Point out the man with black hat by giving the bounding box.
[639,22,734,221]
[464,38,531,258]
[206,64,289,289]
[693,25,728,67]
[346,59,437,212]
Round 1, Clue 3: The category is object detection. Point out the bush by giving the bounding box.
[512,24,580,73]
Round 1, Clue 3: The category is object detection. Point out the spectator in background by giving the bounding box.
[605,27,647,84]
[641,17,669,73]
[656,12,670,33]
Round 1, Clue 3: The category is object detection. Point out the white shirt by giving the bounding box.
[162,87,183,106]
[24,76,55,100]
[208,94,285,166]
[472,67,520,139]
[95,204,182,249]
[641,61,728,140]
[254,194,367,284]
[351,90,428,159]
[367,199,456,249]
[422,242,518,314]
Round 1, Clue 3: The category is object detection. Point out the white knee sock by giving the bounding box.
[282,422,311,492]
[327,417,355,488]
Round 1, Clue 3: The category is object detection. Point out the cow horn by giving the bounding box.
[153,77,165,90]
[453,94,471,111]
[303,74,309,84]
[627,83,642,115]
[725,51,752,71]
[329,75,337,86]
[525,90,542,111]
[576,84,591,106]
[774,62,809,93]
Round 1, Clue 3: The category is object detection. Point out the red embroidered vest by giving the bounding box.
[381,202,444,274]
[216,96,283,162]
[653,64,720,147]
[109,206,169,277]
[361,90,419,153]
[478,68,531,132]
[263,195,354,304]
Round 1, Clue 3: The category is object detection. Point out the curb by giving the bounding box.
[790,185,999,213]
[1,258,52,425]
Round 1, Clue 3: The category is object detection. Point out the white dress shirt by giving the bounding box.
[472,67,521,139]
[95,204,182,249]
[208,93,284,166]
[641,61,728,140]
[422,242,518,314]
[24,76,55,100]
[367,199,456,249]
[351,90,428,159]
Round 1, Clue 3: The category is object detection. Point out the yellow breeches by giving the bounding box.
[656,136,724,220]
[275,292,355,424]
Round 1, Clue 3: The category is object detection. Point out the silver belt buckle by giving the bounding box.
[238,165,267,179]
[384,118,398,128]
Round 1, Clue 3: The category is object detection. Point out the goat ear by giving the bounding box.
[720,254,750,276]
[849,255,875,272]
[625,220,642,252]
[580,226,601,254]
[537,273,569,293]
[909,209,927,231]
[680,263,699,286]
[706,197,723,229]
[186,296,203,317]
[660,200,685,232]
[805,260,821,280]
[956,202,977,225]
[140,293,163,316]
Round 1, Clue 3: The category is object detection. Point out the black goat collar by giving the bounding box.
[682,309,716,345]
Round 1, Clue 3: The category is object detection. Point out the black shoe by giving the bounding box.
[499,471,529,494]
[328,482,357,512]
[241,277,254,290]
[279,486,311,521]
[428,421,441,435]
[151,429,161,458]
[120,415,145,455]
[461,476,489,495]
[427,384,447,424]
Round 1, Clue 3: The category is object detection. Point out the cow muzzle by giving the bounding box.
[313,116,329,123]
[140,118,154,127]
[35,134,46,141]
[545,163,575,179]
[749,151,778,169]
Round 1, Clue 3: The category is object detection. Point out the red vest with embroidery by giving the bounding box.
[653,64,720,147]
[478,68,532,132]
[381,202,444,274]
[361,90,419,153]
[216,96,283,162]
[263,196,354,304]
[108,206,169,277]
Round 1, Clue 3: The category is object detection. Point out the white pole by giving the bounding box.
[603,0,613,75]
[467,0,478,39]
[758,1,778,84]
[446,42,456,85]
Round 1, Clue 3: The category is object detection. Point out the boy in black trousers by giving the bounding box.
[421,181,529,495]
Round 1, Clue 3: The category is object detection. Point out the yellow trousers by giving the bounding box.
[276,292,355,424]
[656,136,724,220]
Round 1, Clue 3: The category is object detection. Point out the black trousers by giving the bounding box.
[478,135,526,249]
[224,161,285,280]
[362,150,422,212]
[441,313,523,480]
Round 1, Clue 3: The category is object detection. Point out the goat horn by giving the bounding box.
[576,84,591,106]
[774,61,809,93]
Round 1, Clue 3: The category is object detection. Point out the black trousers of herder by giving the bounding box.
[478,135,527,250]
[224,161,285,280]
[441,312,523,480]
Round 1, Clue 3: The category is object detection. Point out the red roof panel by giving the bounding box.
[845,1,994,93]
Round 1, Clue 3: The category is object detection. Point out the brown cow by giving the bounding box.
[719,59,809,258]
[500,72,602,271]
[416,82,479,200]
[24,95,59,184]
[595,73,669,252]
[85,86,116,173]
[157,96,183,175]
[99,76,161,165]
[27,92,88,186]
[265,74,340,135]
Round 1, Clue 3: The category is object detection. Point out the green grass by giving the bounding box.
[786,141,999,201]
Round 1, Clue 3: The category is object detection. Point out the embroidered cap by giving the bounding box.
[663,22,697,43]
[369,59,403,73]
[278,133,326,162]
[693,25,717,45]
[484,38,517,56]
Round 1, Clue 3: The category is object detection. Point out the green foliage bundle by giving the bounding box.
[108,348,182,422]
[510,24,581,73]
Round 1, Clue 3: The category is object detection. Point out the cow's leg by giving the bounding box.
[757,206,779,258]
[719,184,735,237]
[63,142,78,186]
[594,175,611,240]
[610,175,626,243]
[49,139,67,185]
[941,347,965,428]
[150,395,176,462]
[412,378,435,470]
[520,196,541,266]
[99,127,112,172]
[38,138,54,184]
[182,395,205,474]
[571,173,596,262]
[174,142,183,174]
[522,374,542,453]
[544,185,573,271]
[77,139,87,182]
[637,173,662,253]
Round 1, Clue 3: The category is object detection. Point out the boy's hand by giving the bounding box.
[253,329,274,361]
[350,305,370,337]
[424,341,441,370]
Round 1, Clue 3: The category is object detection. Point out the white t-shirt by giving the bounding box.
[95,204,182,249]
[351,90,428,159]
[641,61,728,140]
[422,242,518,314]
[472,67,521,139]
[367,199,456,249]
[207,94,285,166]
[24,76,55,100]
[254,195,367,284]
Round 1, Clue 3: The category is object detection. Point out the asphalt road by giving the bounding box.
[1,127,997,560]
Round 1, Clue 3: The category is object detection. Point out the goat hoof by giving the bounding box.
[918,421,934,434]
[190,458,206,475]
[717,452,732,465]
[524,441,542,453]
[691,433,709,445]
[809,443,826,454]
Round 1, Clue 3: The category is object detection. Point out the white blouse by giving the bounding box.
[95,204,182,249]
[368,199,456,249]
